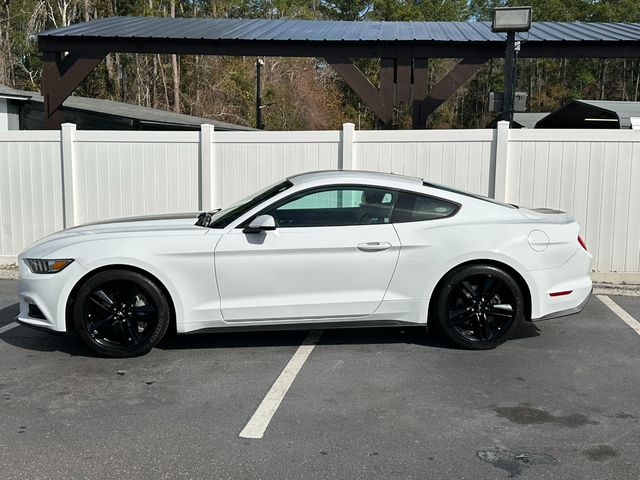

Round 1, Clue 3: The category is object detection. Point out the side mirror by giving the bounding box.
[243,215,277,234]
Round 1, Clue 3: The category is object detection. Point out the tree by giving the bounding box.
[320,0,371,20]
[2,0,639,130]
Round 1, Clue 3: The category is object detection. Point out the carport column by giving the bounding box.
[60,123,76,228]
[199,124,218,210]
[340,122,356,171]
[493,120,510,202]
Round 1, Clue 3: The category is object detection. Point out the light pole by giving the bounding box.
[492,6,532,126]
[256,58,264,130]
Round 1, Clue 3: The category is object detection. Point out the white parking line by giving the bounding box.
[597,295,640,336]
[239,329,323,439]
[0,322,19,334]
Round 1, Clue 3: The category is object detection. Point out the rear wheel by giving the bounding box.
[435,265,524,350]
[73,269,170,357]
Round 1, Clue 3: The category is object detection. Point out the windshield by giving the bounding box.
[197,179,293,229]
[423,182,517,209]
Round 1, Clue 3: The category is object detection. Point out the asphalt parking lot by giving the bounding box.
[0,279,639,480]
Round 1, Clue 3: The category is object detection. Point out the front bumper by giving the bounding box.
[16,258,88,333]
[16,318,66,335]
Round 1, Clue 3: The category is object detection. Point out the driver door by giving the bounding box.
[214,186,401,322]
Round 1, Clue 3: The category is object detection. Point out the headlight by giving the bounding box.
[25,259,74,274]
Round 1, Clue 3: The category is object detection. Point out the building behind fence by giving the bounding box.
[1,122,639,281]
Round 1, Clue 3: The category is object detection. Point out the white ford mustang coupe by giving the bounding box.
[17,171,592,357]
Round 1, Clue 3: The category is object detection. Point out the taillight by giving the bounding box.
[578,235,588,251]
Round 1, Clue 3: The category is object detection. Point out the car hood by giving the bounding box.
[67,212,202,234]
[21,212,206,258]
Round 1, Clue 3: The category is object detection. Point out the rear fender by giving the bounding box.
[425,251,540,319]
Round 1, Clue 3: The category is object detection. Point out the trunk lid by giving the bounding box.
[518,207,575,224]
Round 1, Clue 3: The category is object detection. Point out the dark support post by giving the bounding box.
[329,56,481,129]
[41,50,105,129]
[379,58,395,128]
[42,52,64,129]
[412,58,428,129]
[395,57,412,102]
[503,31,516,125]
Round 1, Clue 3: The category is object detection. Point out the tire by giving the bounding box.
[73,269,171,358]
[434,264,524,350]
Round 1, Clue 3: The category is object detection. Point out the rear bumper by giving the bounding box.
[532,287,592,321]
[529,247,593,320]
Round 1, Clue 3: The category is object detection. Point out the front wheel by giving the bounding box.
[435,265,524,350]
[73,269,171,357]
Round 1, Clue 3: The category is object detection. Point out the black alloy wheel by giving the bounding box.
[435,265,524,349]
[73,270,170,357]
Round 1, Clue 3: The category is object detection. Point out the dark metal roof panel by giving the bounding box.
[465,21,495,41]
[536,99,640,129]
[356,21,382,41]
[273,20,303,40]
[38,17,640,44]
[232,19,279,40]
[576,100,640,126]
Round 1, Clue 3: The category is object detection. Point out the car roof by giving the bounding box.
[288,170,423,189]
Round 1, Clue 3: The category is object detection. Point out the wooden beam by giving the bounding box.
[396,57,412,102]
[379,57,395,128]
[39,36,640,60]
[421,57,488,120]
[326,57,395,126]
[42,51,106,129]
[42,52,65,129]
[412,58,428,129]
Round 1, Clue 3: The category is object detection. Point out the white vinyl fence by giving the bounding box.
[0,122,639,281]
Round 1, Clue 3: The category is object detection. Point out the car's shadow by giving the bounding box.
[158,326,452,351]
[0,302,540,358]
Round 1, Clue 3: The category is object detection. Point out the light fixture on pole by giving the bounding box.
[492,6,532,126]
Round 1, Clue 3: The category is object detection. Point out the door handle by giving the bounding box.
[357,242,392,252]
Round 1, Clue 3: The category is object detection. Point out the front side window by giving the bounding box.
[262,186,398,227]
[205,180,293,228]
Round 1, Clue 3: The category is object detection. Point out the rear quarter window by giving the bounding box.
[423,181,517,209]
[391,192,459,223]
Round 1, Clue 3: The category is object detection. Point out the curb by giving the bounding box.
[0,265,18,280]
[593,282,640,298]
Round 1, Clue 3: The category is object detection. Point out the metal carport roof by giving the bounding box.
[36,17,640,130]
[38,17,640,58]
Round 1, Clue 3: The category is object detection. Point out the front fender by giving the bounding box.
[47,233,221,333]
[70,257,187,330]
